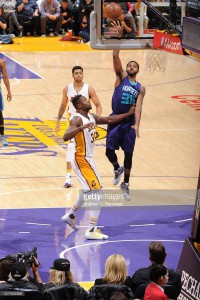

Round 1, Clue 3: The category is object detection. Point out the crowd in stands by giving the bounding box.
[0,241,182,299]
[0,0,95,42]
[0,0,188,43]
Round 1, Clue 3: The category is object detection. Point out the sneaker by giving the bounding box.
[17,31,23,38]
[113,166,124,185]
[1,136,8,147]
[61,213,78,230]
[64,175,72,188]
[120,181,130,201]
[18,25,23,32]
[41,34,46,38]
[49,32,54,37]
[85,228,108,240]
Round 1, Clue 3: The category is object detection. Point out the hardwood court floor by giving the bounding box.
[0,37,200,209]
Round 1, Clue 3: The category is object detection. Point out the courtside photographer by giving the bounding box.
[0,247,44,292]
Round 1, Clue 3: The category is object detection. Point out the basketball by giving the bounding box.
[105,2,123,21]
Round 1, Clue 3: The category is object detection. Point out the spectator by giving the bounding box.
[79,13,90,43]
[0,256,13,282]
[0,0,23,36]
[60,0,73,34]
[80,0,94,16]
[94,254,133,291]
[134,0,149,30]
[132,241,181,299]
[28,256,44,292]
[0,255,43,291]
[144,264,169,300]
[70,0,81,36]
[110,12,136,38]
[43,258,87,296]
[44,258,72,289]
[0,261,39,291]
[40,0,62,37]
[0,6,15,44]
[16,0,40,37]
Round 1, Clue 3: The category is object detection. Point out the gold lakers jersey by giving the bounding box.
[74,113,96,158]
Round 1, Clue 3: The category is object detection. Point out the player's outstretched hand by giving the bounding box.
[7,92,12,102]
[55,120,60,133]
[128,105,136,115]
[81,122,95,132]
[132,124,140,138]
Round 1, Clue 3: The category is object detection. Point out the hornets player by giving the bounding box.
[61,94,135,240]
[106,50,146,200]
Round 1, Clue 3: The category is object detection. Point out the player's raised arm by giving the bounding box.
[113,50,126,85]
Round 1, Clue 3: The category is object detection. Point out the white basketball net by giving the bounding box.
[145,49,167,73]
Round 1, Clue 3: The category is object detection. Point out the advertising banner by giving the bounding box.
[177,237,200,300]
[154,31,183,55]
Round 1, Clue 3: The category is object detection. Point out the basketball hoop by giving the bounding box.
[145,48,167,73]
[145,30,168,73]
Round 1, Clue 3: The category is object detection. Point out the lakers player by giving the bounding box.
[61,94,135,240]
[55,66,102,188]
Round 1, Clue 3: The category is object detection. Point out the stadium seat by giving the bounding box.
[87,284,134,300]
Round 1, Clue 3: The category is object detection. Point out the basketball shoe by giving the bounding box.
[61,213,78,230]
[0,136,8,147]
[64,174,72,188]
[120,181,130,201]
[113,166,124,185]
[85,228,108,240]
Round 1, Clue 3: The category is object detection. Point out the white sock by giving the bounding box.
[68,191,84,216]
[88,190,102,230]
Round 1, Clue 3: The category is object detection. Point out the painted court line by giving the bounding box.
[26,222,51,226]
[0,187,64,195]
[175,218,192,223]
[60,239,185,256]
[2,53,44,79]
[78,225,104,228]
[129,224,155,227]
[141,128,200,131]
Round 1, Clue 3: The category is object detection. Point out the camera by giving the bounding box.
[12,247,39,267]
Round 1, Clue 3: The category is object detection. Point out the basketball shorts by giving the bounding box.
[0,88,4,111]
[106,122,136,153]
[72,155,101,192]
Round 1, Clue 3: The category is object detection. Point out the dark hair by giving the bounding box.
[0,255,14,281]
[149,242,167,264]
[72,66,83,74]
[71,94,83,109]
[126,60,139,70]
[149,264,168,283]
[110,292,129,300]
